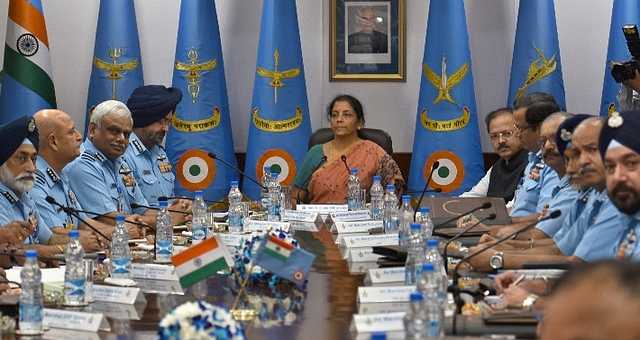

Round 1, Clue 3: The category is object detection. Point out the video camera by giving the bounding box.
[612,24,640,83]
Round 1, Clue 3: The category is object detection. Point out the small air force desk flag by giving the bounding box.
[253,235,315,287]
[171,235,234,288]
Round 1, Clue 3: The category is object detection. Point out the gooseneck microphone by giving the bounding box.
[296,156,327,204]
[45,196,112,242]
[131,203,192,216]
[207,152,266,189]
[433,202,493,229]
[340,155,350,173]
[415,161,440,216]
[158,196,229,205]
[442,213,496,275]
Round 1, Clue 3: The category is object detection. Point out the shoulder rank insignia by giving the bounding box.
[35,170,46,185]
[0,189,16,205]
[81,151,96,162]
[132,139,144,153]
[46,168,59,183]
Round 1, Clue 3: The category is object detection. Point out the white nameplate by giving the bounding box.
[357,286,415,303]
[90,300,145,320]
[349,261,380,275]
[243,220,290,232]
[43,308,104,332]
[131,263,178,281]
[341,234,398,249]
[364,267,406,285]
[92,285,140,304]
[335,220,383,233]
[329,210,371,222]
[297,204,348,213]
[44,328,102,340]
[216,233,247,247]
[347,248,383,262]
[350,312,405,333]
[358,301,410,315]
[342,246,367,259]
[135,278,185,295]
[281,210,319,222]
[289,221,320,232]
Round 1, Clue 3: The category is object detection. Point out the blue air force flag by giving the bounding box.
[407,0,484,197]
[243,0,312,200]
[166,0,238,201]
[85,0,143,135]
[253,234,315,287]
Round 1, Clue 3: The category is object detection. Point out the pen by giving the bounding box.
[513,274,526,286]
[463,213,472,223]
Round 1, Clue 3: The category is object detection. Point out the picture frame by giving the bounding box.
[330,0,405,82]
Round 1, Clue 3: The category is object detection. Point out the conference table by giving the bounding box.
[1,225,537,340]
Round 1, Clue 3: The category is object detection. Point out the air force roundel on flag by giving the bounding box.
[176,149,216,191]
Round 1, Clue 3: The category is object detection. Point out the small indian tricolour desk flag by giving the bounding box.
[171,234,234,288]
[253,235,315,287]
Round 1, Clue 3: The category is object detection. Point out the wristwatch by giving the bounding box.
[489,251,504,270]
[522,294,539,311]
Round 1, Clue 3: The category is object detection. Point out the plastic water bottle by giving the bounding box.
[423,239,448,302]
[383,184,399,234]
[192,190,207,244]
[19,250,43,335]
[420,207,434,239]
[110,215,132,279]
[155,200,173,263]
[260,166,271,209]
[369,176,384,220]
[228,180,244,233]
[347,168,361,211]
[416,263,444,338]
[398,195,414,246]
[404,293,428,339]
[267,172,281,222]
[64,230,85,305]
[405,223,424,285]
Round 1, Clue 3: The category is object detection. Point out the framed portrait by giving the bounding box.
[330,0,405,81]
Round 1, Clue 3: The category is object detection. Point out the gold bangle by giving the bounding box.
[56,245,64,253]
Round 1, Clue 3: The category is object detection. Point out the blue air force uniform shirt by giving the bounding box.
[534,174,579,237]
[122,131,175,206]
[0,181,52,244]
[509,150,559,217]
[66,139,149,216]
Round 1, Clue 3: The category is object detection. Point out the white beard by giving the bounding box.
[0,164,35,194]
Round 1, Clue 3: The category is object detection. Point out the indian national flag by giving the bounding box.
[263,235,293,261]
[171,234,234,288]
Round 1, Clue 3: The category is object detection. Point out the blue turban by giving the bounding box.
[598,111,640,159]
[555,114,592,157]
[127,85,182,128]
[0,115,39,166]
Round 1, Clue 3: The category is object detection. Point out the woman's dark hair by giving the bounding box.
[326,94,365,125]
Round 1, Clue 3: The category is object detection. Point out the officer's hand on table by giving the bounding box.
[125,214,145,238]
[456,214,478,228]
[501,284,531,308]
[78,230,101,252]
[466,245,493,272]
[0,221,34,245]
[0,268,10,294]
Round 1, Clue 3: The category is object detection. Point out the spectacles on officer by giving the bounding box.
[538,136,557,148]
[513,123,535,133]
[489,130,515,141]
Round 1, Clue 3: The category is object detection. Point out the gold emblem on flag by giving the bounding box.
[172,107,221,132]
[175,47,217,104]
[256,49,300,103]
[515,46,557,100]
[252,106,303,132]
[421,107,470,132]
[423,54,469,105]
[93,47,139,100]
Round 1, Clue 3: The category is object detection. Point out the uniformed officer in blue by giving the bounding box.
[124,85,189,208]
[0,115,64,267]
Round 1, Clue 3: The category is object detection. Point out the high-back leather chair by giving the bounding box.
[307,127,394,155]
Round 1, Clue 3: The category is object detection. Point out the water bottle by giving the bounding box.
[347,168,361,211]
[260,166,271,209]
[405,223,424,285]
[383,184,399,234]
[19,250,43,334]
[420,207,434,239]
[398,195,414,246]
[369,176,384,220]
[155,200,173,263]
[404,293,428,339]
[64,230,85,306]
[422,239,448,302]
[110,215,132,279]
[228,180,244,234]
[267,172,281,222]
[416,263,444,339]
[192,190,207,244]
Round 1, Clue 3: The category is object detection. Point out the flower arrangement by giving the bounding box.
[157,299,245,340]
[242,280,307,328]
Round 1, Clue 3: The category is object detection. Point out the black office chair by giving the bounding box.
[307,127,394,155]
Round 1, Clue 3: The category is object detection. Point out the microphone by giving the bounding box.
[433,202,493,229]
[208,152,266,189]
[296,156,327,204]
[131,203,192,216]
[340,155,350,173]
[45,196,112,242]
[442,213,496,275]
[415,161,440,216]
[404,188,442,195]
[158,196,229,205]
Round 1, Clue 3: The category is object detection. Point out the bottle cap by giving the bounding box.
[371,333,387,340]
[350,168,358,174]
[271,172,278,178]
[69,230,80,238]
[159,200,168,207]
[421,262,435,272]
[411,222,421,230]
[194,190,203,196]
[386,184,395,190]
[116,215,126,222]
[420,206,430,213]
[409,292,424,302]
[402,195,410,201]
[230,180,238,186]
[25,250,37,259]
[427,239,438,247]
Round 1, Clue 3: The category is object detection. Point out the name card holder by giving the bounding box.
[131,263,178,281]
[349,261,380,275]
[358,301,410,315]
[364,267,406,285]
[288,220,321,232]
[340,234,399,249]
[328,210,372,222]
[44,328,103,340]
[216,233,248,247]
[92,285,140,304]
[243,220,290,232]
[43,308,104,332]
[335,220,383,234]
[349,312,405,334]
[90,300,146,320]
[347,248,383,262]
[135,278,185,295]
[280,210,321,223]
[296,204,348,213]
[357,286,415,303]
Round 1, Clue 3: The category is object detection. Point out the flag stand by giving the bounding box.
[230,263,258,321]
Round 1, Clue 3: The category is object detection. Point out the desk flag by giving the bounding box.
[407,0,484,196]
[85,0,143,135]
[0,0,56,124]
[507,0,566,110]
[243,0,312,200]
[253,234,315,287]
[599,0,640,116]
[167,0,238,201]
[171,234,234,288]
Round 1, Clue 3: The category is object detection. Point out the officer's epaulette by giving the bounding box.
[35,169,46,185]
[132,139,144,153]
[158,144,166,151]
[81,150,97,162]
[45,167,59,183]
[0,189,16,205]
[581,188,593,204]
